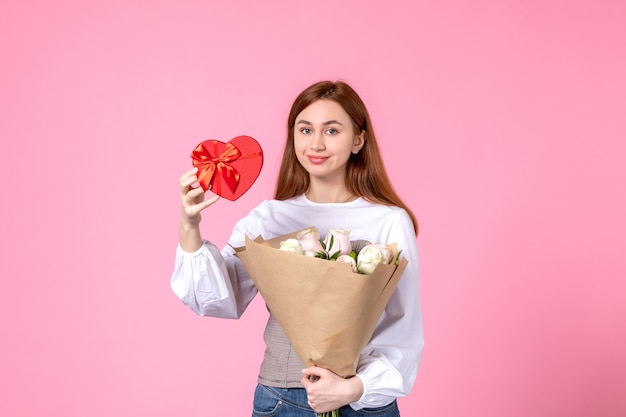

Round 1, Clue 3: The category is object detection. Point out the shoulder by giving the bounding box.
[363,200,417,242]
[251,195,308,215]
[358,199,412,221]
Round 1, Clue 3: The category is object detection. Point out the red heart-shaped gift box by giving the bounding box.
[190,136,263,201]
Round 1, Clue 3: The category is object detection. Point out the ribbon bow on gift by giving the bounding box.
[190,136,263,201]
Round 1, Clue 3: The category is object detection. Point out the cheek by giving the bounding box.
[293,136,307,153]
[330,138,354,155]
[292,138,306,163]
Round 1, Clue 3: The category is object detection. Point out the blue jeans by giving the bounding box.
[252,384,401,417]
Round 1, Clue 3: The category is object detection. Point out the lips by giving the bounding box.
[307,155,329,164]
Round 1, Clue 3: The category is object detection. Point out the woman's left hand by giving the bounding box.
[301,366,364,413]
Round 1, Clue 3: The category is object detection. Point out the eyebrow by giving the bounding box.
[296,119,344,126]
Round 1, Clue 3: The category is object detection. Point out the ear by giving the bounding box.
[352,130,366,154]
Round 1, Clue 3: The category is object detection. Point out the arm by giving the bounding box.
[178,167,220,252]
[170,168,258,318]
[301,210,424,412]
[350,210,424,409]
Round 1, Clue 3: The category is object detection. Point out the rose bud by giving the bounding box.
[324,228,352,256]
[336,254,358,273]
[356,243,393,274]
[297,228,323,256]
[279,238,304,255]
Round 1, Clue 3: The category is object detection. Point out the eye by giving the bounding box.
[299,127,312,134]
[325,128,338,135]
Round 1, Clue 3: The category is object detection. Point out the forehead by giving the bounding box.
[296,99,351,123]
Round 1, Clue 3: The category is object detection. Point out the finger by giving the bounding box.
[179,169,200,190]
[201,195,220,208]
[188,194,219,211]
[179,167,199,182]
[301,375,319,388]
[181,188,204,208]
[183,195,219,218]
[301,375,312,388]
[180,174,200,192]
[185,186,206,202]
[302,366,326,378]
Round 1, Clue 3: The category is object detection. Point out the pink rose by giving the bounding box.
[324,228,352,256]
[297,228,323,256]
[336,255,358,272]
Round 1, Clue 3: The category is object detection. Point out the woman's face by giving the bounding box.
[293,99,364,185]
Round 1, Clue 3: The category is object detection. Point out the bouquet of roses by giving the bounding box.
[235,226,407,372]
[278,227,402,275]
[235,227,408,416]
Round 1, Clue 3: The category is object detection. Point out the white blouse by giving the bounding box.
[171,195,424,410]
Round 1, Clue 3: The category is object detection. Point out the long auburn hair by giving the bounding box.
[274,80,418,235]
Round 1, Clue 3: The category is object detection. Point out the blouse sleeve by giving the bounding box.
[169,202,269,319]
[170,241,257,319]
[350,209,424,410]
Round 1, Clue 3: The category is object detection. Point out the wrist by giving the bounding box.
[345,375,364,404]
[180,211,201,228]
[179,212,203,253]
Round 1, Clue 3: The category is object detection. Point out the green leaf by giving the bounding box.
[394,250,403,265]
[317,410,340,417]
[315,250,328,259]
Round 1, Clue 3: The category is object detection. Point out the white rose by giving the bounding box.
[336,254,358,273]
[356,243,393,274]
[323,228,352,256]
[297,228,323,256]
[279,238,304,255]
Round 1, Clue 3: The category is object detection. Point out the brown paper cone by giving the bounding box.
[235,229,408,377]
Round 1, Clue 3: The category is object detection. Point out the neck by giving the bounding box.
[305,185,356,204]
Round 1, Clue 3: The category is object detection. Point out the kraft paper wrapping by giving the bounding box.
[235,228,408,378]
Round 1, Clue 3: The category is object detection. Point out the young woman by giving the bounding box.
[172,80,424,417]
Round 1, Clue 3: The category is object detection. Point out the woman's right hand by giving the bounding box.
[178,168,222,252]
[179,167,220,224]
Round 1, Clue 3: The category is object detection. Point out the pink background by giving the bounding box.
[1,1,625,416]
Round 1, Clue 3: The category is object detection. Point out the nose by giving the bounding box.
[310,131,325,151]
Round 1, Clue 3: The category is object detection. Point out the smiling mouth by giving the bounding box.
[307,156,328,164]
